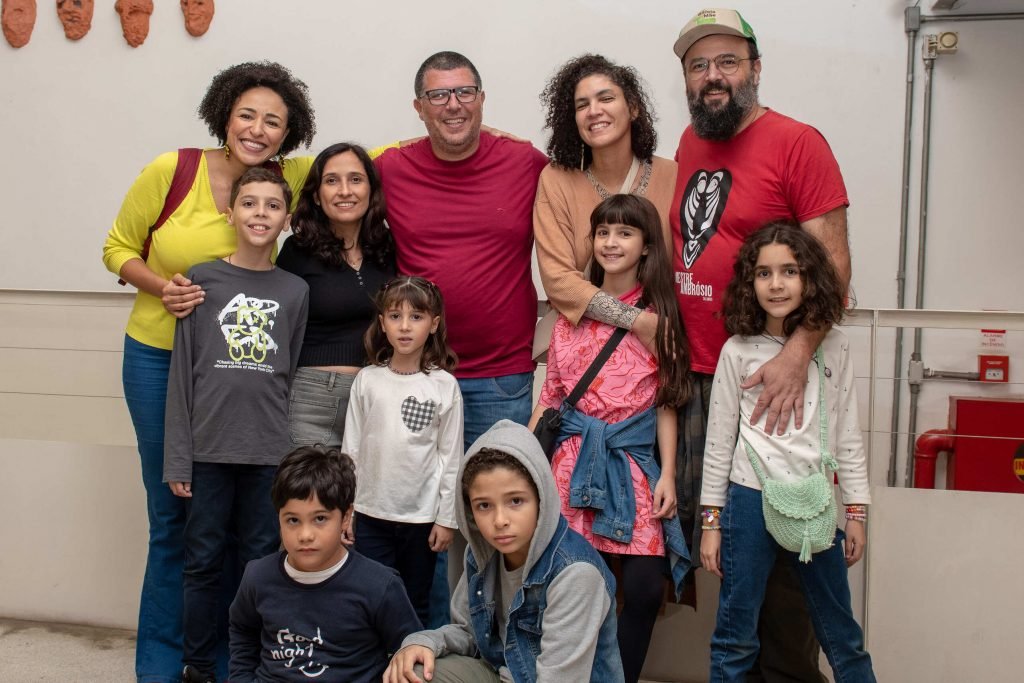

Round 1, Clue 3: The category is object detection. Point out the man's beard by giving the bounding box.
[686,72,759,141]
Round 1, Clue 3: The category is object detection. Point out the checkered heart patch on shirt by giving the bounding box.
[401,396,436,432]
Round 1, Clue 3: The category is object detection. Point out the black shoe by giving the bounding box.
[181,665,215,683]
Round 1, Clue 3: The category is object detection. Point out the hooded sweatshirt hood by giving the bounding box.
[456,420,561,577]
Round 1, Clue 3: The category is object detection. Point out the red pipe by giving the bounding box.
[913,429,956,489]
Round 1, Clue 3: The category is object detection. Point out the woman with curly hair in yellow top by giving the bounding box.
[102,60,315,683]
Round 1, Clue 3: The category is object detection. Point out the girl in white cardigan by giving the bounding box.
[699,222,876,683]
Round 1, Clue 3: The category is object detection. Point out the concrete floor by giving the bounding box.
[0,618,680,682]
[0,618,136,682]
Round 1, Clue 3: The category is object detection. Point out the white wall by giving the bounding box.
[0,0,906,299]
[0,291,141,628]
[866,486,1024,683]
[2,1,1024,681]
[893,14,1024,467]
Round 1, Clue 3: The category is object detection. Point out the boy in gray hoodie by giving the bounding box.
[383,420,624,683]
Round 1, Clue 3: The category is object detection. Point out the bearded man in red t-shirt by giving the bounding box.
[669,9,852,683]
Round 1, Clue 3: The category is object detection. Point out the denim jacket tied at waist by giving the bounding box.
[560,405,692,598]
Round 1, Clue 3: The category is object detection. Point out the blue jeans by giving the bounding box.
[711,484,875,683]
[183,462,279,675]
[122,335,185,683]
[457,371,534,449]
[428,371,534,628]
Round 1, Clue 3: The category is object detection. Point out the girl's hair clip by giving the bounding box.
[380,275,440,292]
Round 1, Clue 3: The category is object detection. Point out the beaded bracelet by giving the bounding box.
[701,508,722,531]
[845,506,867,522]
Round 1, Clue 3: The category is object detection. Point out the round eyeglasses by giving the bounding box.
[685,54,754,80]
[419,86,481,106]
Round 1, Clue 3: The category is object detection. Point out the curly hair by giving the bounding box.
[197,61,316,157]
[721,221,845,337]
[589,195,690,408]
[229,167,293,208]
[289,143,394,270]
[540,54,657,170]
[364,276,458,373]
[461,448,538,509]
[271,445,356,512]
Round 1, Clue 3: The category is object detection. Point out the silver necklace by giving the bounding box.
[387,362,420,376]
[586,158,652,200]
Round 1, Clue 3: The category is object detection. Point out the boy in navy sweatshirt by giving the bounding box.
[229,445,421,682]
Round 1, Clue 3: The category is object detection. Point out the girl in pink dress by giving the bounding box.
[529,194,691,683]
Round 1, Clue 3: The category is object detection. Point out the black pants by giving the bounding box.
[353,513,434,627]
[602,553,668,683]
[182,463,279,674]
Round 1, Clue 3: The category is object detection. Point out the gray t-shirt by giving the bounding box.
[164,259,309,482]
[497,561,525,644]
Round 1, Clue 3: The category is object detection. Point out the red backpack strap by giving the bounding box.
[119,148,203,285]
[262,158,283,176]
[145,148,203,258]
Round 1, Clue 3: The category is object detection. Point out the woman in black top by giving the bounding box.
[277,142,395,446]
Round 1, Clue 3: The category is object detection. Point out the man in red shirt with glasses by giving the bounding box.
[670,9,852,683]
[375,50,549,626]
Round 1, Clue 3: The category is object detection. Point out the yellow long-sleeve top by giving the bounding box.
[102,150,313,350]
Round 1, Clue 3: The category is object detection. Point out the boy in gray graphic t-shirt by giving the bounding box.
[163,168,309,683]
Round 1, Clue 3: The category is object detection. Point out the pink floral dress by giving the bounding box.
[539,286,664,556]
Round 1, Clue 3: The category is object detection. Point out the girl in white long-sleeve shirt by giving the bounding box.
[699,221,876,683]
[342,276,463,625]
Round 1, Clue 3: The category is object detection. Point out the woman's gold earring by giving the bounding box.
[224,144,231,161]
[579,142,586,172]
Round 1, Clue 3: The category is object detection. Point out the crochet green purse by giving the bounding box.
[742,347,837,563]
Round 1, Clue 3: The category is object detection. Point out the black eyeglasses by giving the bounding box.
[685,54,754,79]
[419,86,481,106]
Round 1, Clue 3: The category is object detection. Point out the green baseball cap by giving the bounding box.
[673,8,757,61]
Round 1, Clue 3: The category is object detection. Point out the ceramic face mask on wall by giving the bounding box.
[180,0,212,37]
[2,0,36,48]
[56,0,92,40]
[114,0,152,47]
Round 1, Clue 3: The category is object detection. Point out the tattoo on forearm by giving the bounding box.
[585,291,641,329]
